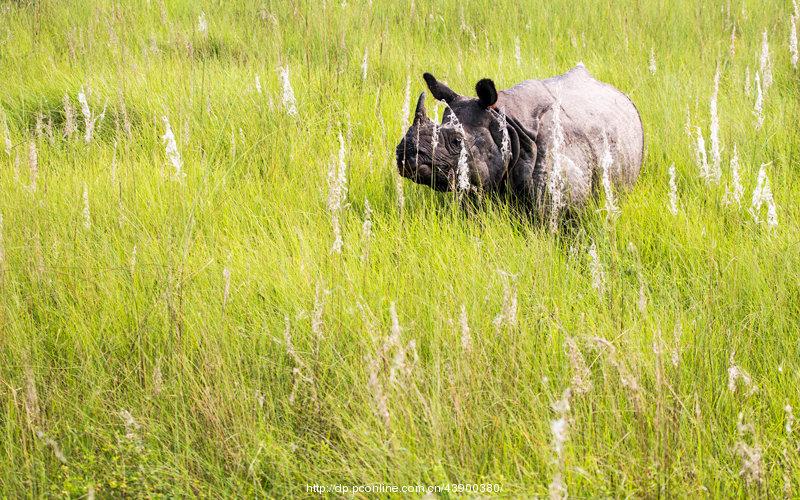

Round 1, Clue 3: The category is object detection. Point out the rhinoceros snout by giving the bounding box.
[395,140,414,176]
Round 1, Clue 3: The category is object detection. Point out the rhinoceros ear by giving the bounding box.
[423,73,458,103]
[475,78,498,108]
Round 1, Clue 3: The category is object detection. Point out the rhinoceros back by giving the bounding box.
[501,64,644,212]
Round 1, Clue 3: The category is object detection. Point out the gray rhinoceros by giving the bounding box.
[395,64,644,221]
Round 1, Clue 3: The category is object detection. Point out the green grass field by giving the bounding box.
[1,0,799,497]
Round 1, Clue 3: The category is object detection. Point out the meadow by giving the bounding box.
[1,0,799,497]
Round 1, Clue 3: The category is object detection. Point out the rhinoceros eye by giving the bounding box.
[448,135,462,150]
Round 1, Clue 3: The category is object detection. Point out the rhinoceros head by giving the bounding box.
[395,73,526,194]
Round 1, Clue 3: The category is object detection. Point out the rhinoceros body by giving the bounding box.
[497,64,644,212]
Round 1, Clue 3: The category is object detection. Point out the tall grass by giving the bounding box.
[0,0,799,496]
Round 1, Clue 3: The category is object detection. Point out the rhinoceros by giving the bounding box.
[395,64,644,221]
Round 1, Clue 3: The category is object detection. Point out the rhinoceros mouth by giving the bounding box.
[415,163,432,178]
[398,162,451,192]
[426,165,456,192]
[402,163,432,185]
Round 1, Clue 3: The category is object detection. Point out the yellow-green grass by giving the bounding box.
[1,0,799,496]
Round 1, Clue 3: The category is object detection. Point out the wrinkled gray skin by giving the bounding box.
[395,65,644,218]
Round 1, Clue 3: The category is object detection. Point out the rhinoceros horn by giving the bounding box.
[413,92,428,125]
